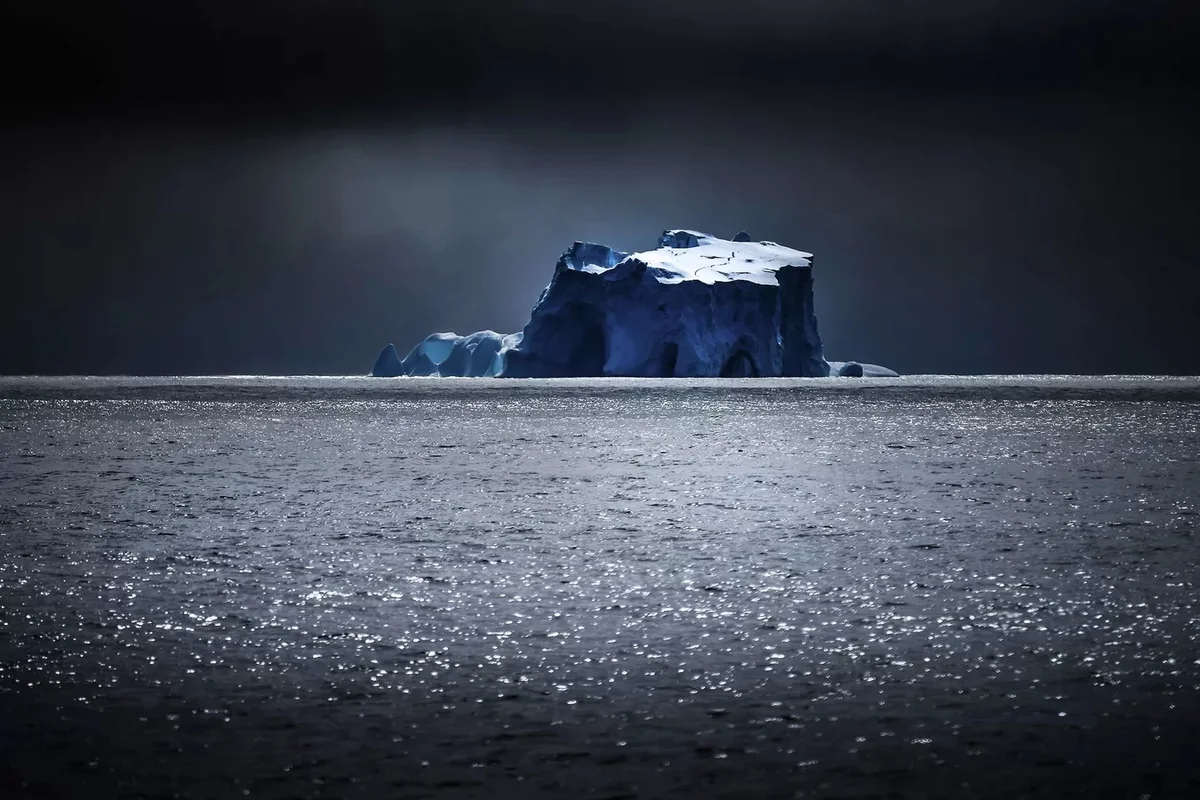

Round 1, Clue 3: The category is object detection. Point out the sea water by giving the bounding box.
[2,376,1198,798]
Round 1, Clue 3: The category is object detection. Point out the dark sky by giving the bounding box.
[2,1,1197,375]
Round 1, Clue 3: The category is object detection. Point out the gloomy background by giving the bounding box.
[2,1,1197,375]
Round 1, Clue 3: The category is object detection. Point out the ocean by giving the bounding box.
[2,376,1199,798]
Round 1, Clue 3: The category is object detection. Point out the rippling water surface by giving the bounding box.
[2,376,1199,799]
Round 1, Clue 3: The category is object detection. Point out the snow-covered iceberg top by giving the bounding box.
[567,230,812,286]
[371,229,896,379]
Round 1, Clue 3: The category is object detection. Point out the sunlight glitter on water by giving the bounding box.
[2,377,1199,798]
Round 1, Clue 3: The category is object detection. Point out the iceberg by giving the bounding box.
[372,230,896,378]
[828,360,901,378]
[372,331,521,378]
[370,343,405,378]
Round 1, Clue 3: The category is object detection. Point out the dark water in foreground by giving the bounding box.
[2,376,1199,799]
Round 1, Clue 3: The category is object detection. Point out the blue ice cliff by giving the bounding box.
[372,230,897,378]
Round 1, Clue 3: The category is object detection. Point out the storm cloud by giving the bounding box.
[1,1,1197,374]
